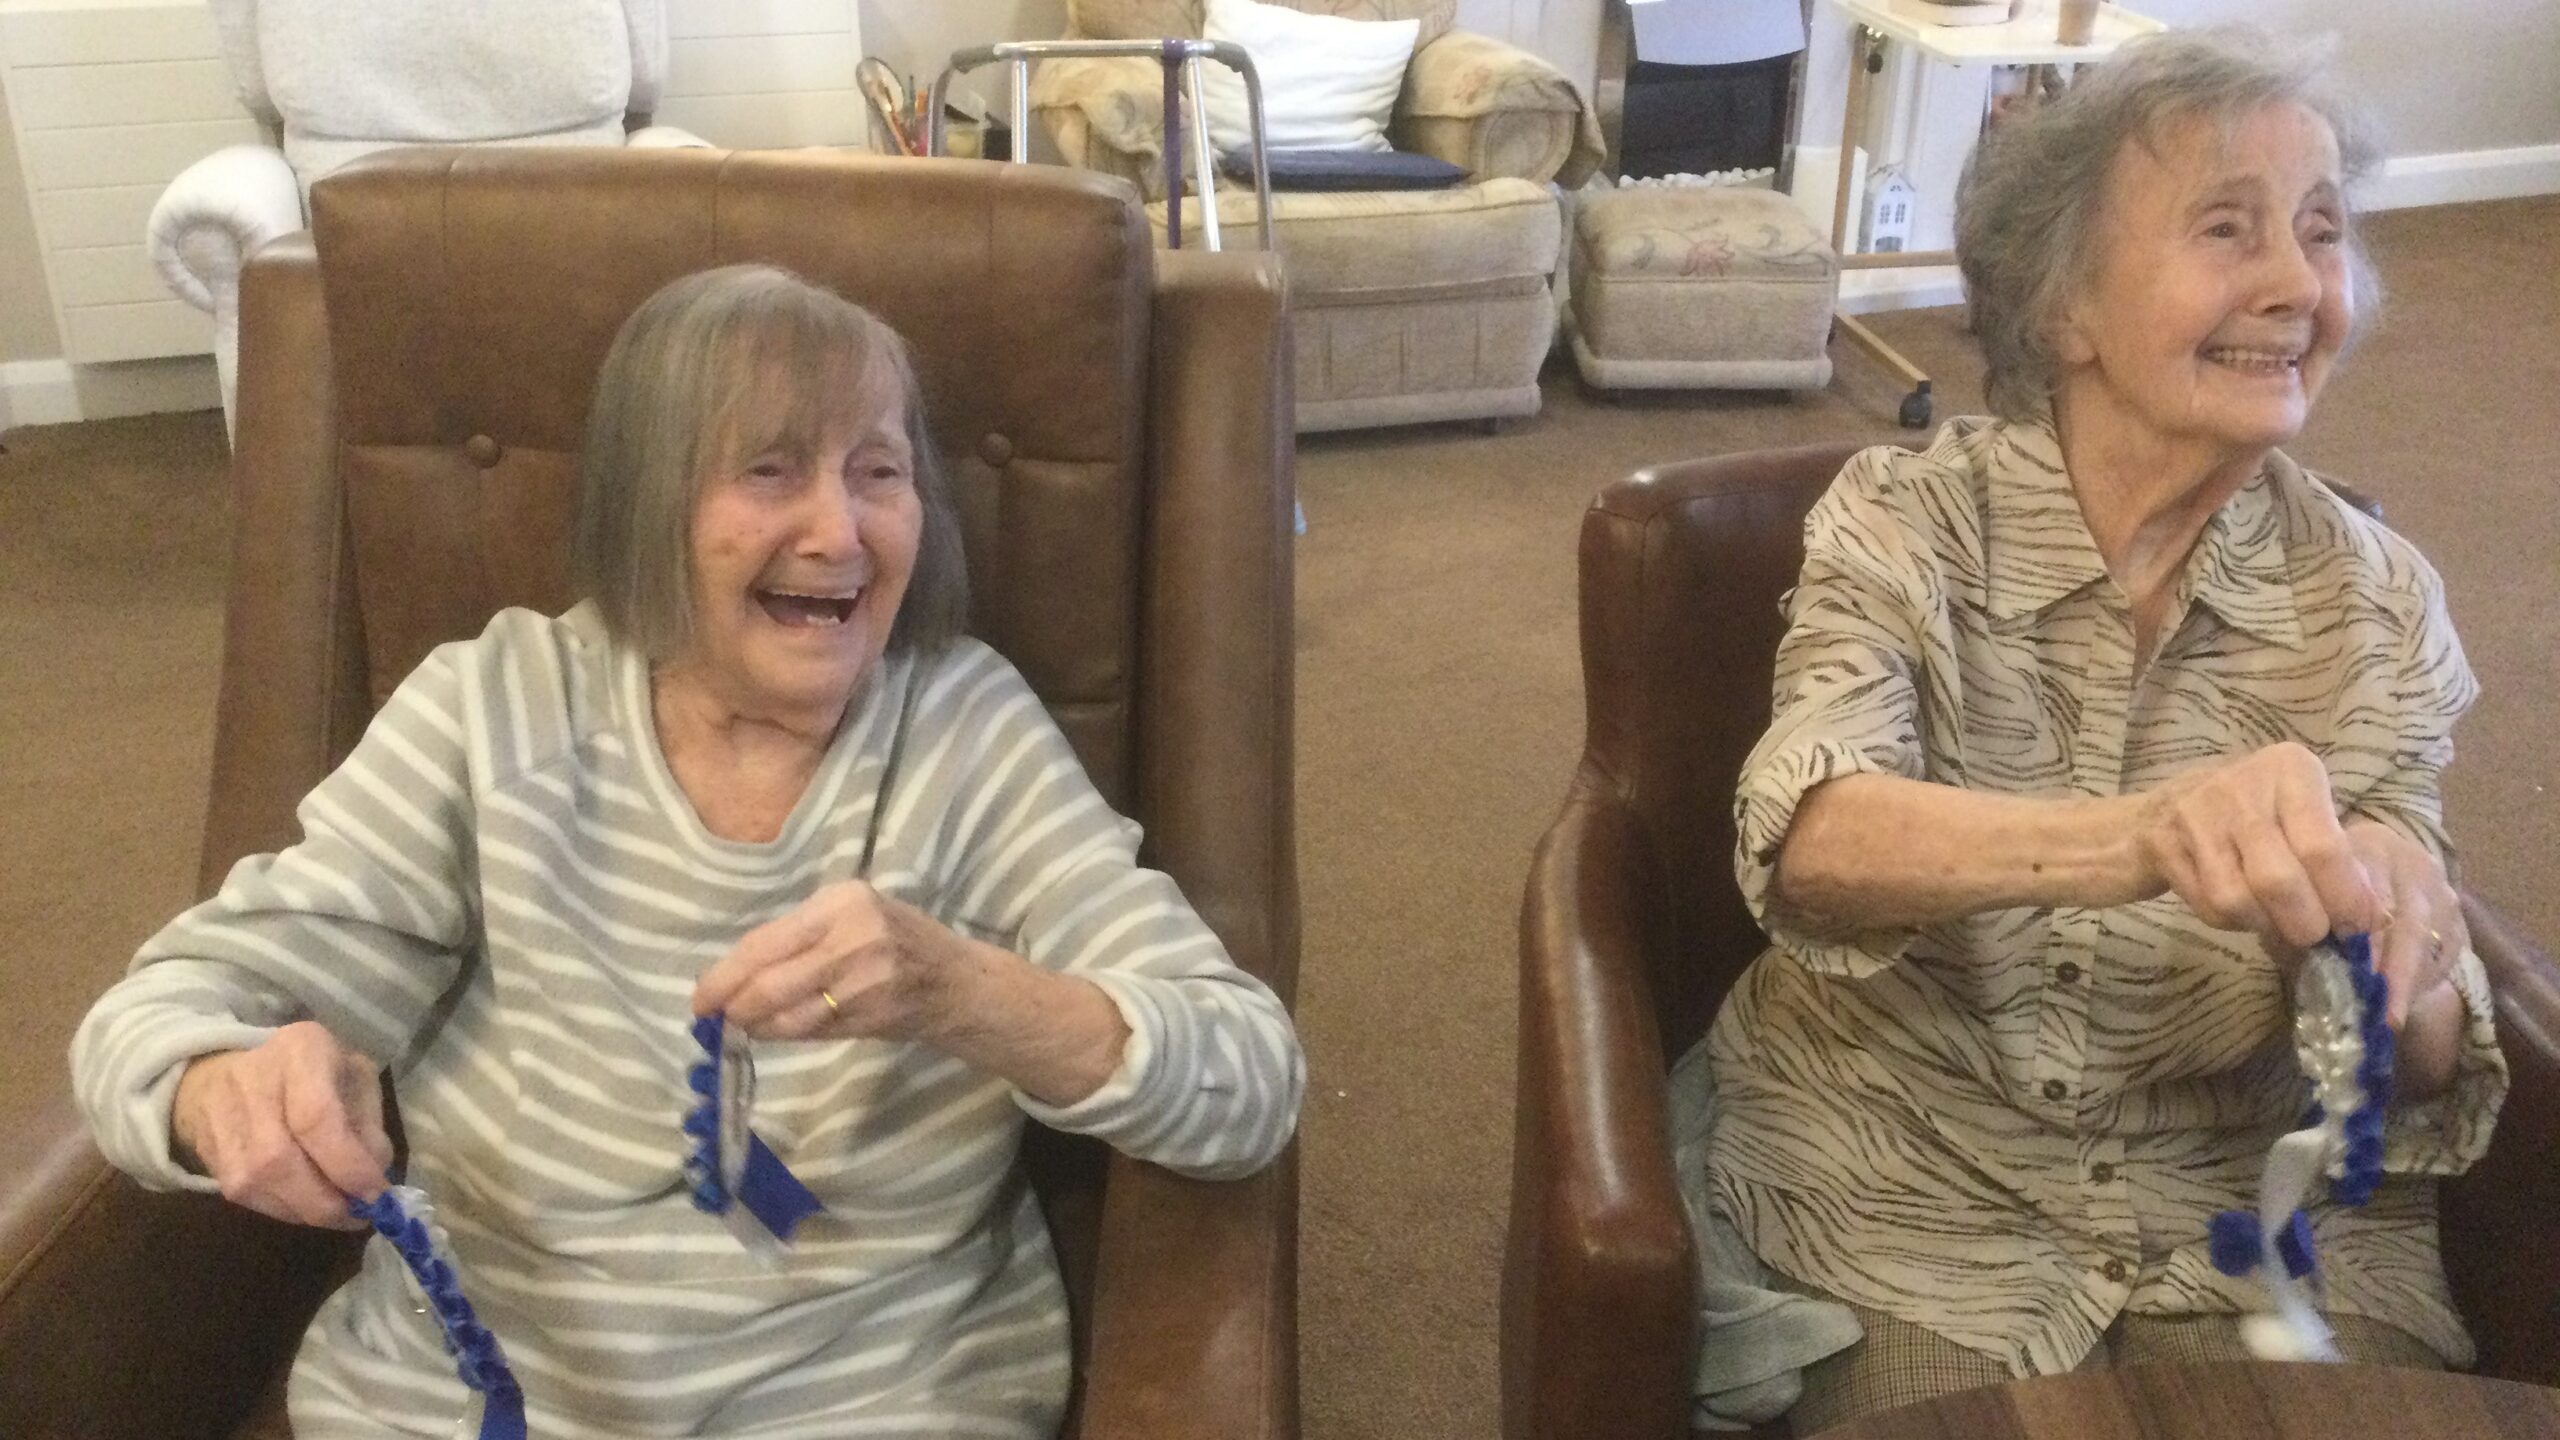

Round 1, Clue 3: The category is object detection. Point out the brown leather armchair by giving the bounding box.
[1501,442,2560,1440]
[0,148,1300,1440]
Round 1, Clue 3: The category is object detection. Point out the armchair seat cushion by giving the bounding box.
[1569,185,1837,390]
[1148,178,1559,431]
[1147,177,1557,297]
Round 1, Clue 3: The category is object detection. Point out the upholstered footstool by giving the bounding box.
[1568,185,1838,391]
[1151,178,1561,433]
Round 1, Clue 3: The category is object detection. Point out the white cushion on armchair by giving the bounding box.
[155,0,707,439]
[1197,0,1420,154]
[247,0,638,182]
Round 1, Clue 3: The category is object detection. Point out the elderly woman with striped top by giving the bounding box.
[72,265,1304,1439]
[1705,30,2507,1432]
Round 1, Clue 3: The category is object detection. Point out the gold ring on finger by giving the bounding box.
[2426,927,2445,958]
[820,989,841,1015]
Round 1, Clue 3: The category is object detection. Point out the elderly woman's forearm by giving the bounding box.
[932,941,1131,1107]
[1775,774,2156,930]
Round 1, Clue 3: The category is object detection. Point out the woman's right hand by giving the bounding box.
[2133,741,2388,953]
[171,1021,391,1229]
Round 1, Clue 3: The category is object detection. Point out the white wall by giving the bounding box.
[2138,0,2560,156]
[853,0,1064,115]
[1797,0,2560,180]
[0,67,62,367]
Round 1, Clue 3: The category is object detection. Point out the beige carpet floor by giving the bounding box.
[2,194,2553,1440]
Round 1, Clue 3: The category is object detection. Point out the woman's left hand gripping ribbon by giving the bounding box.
[348,1186,528,1440]
[684,1014,828,1252]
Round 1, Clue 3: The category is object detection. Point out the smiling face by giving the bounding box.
[2053,100,2355,468]
[673,355,923,731]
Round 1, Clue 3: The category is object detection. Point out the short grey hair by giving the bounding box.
[1954,26,2384,421]
[572,265,970,660]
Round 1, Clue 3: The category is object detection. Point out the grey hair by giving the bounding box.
[1955,26,2385,421]
[571,264,970,661]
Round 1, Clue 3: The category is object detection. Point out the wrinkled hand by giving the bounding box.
[693,880,975,1043]
[2338,817,2465,1029]
[171,1021,391,1229]
[2134,742,2388,952]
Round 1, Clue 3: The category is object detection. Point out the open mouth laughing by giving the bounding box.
[754,588,860,628]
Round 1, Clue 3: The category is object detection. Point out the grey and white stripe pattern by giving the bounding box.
[72,603,1304,1438]
[1708,416,2507,1378]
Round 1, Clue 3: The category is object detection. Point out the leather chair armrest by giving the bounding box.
[200,233,366,887]
[1502,780,1696,1440]
[1059,249,1299,1440]
[1139,248,1297,999]
[0,235,368,1440]
[1396,31,1606,187]
[2442,890,2560,1384]
[1078,1149,1299,1440]
[0,1096,356,1440]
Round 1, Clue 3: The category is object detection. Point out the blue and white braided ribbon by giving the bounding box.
[347,1185,526,1440]
[681,1014,827,1250]
[2207,932,2395,1361]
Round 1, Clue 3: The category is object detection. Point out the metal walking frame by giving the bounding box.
[926,39,1277,252]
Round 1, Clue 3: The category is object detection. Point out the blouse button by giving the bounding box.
[2055,961,2083,984]
[2102,1258,2130,1284]
[462,434,502,468]
[2042,1079,2070,1103]
[977,431,1015,467]
[2090,1162,2116,1185]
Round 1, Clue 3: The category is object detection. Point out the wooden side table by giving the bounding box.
[1812,1361,2560,1439]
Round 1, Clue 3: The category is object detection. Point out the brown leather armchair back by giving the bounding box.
[7,147,1299,1440]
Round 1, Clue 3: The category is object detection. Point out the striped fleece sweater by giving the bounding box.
[73,602,1303,1438]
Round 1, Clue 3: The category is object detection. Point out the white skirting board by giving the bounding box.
[1838,265,1965,315]
[2370,144,2560,212]
[0,356,220,432]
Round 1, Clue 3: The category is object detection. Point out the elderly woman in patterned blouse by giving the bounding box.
[73,265,1304,1439]
[1705,29,2507,1432]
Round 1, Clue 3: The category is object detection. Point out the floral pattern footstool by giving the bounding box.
[1568,185,1839,391]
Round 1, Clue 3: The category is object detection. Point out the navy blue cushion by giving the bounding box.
[1221,147,1470,192]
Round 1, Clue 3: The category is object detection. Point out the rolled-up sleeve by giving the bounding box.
[1733,460,1934,978]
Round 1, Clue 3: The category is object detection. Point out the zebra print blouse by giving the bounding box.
[1704,415,2507,1377]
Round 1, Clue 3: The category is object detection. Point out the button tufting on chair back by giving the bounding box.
[309,146,1158,804]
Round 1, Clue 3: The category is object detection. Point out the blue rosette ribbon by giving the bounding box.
[682,1014,827,1248]
[347,1185,526,1440]
[2207,932,2396,1361]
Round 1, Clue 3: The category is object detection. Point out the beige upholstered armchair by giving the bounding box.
[1031,1,1605,199]
[1030,2,1605,433]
